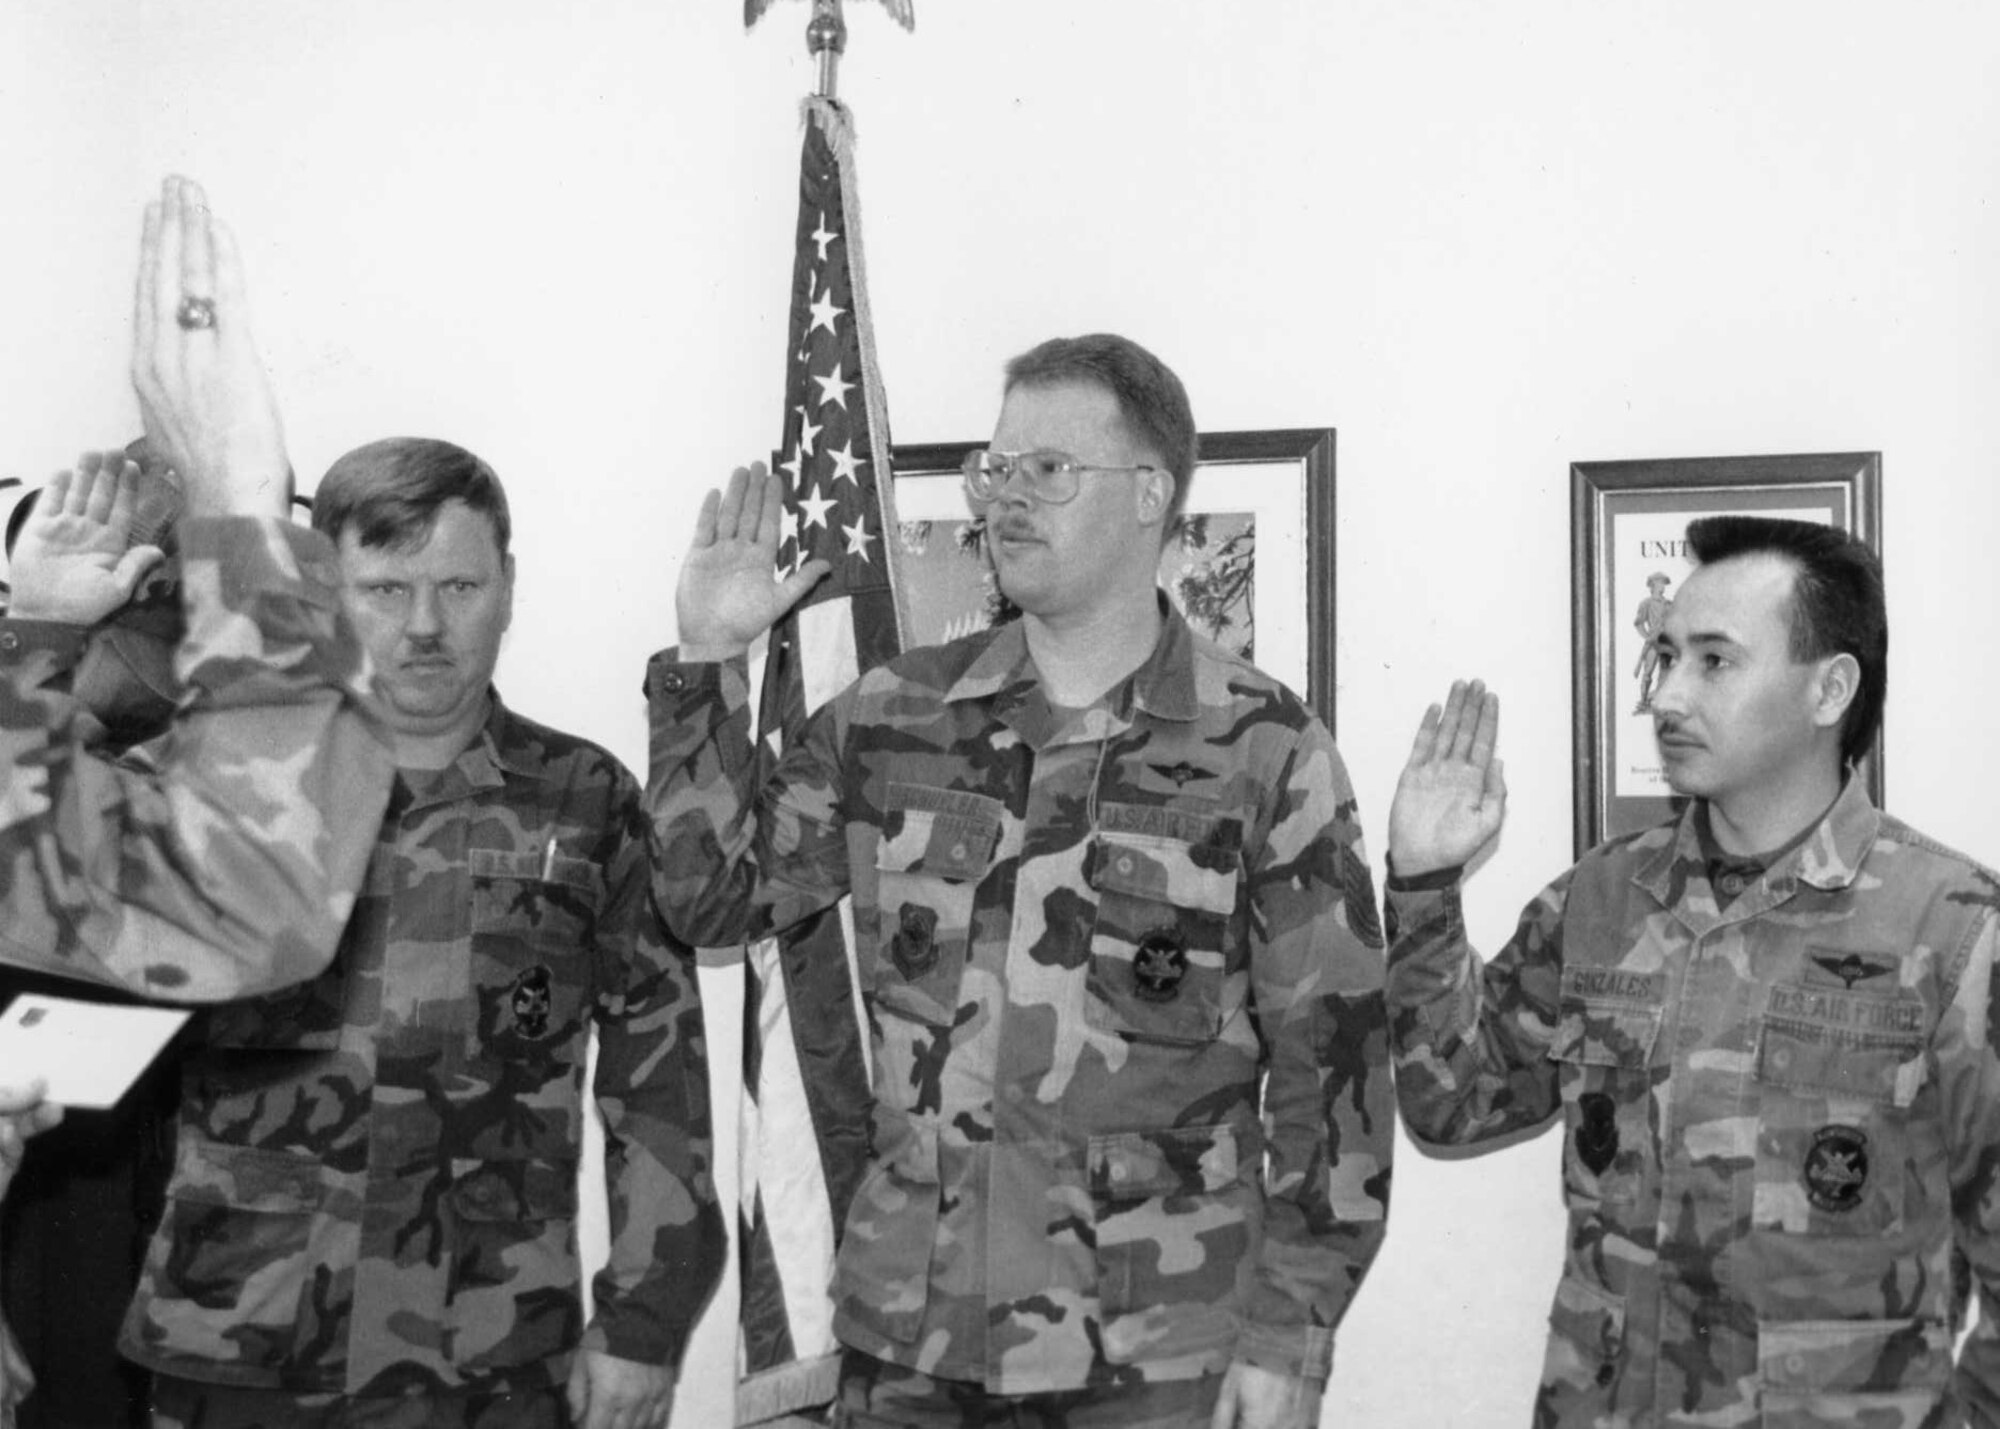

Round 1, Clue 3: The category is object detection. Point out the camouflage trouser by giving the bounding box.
[150,1376,570,1429]
[833,1351,1223,1429]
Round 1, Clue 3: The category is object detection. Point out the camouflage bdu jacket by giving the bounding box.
[0,516,391,1000]
[646,607,1392,1394]
[1386,779,2000,1426]
[119,694,726,1397]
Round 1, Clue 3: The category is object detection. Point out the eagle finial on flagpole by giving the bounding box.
[743,0,915,35]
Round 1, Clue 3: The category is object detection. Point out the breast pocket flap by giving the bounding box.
[1548,1001,1662,1069]
[878,796,1002,884]
[1088,832,1237,915]
[1757,1019,1925,1106]
[468,846,601,895]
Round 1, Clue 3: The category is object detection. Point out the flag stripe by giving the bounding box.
[747,935,838,1356]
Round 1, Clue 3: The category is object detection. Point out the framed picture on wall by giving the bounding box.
[890,428,1338,733]
[1570,451,1883,856]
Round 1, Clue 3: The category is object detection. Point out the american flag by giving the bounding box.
[737,94,905,1427]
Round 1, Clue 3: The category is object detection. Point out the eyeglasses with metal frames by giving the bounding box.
[959,449,1159,506]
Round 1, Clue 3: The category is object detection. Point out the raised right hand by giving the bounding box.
[1387,678,1507,878]
[4,456,167,623]
[675,465,831,661]
[130,175,289,520]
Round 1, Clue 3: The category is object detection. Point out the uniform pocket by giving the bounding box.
[1538,1274,1626,1406]
[1751,998,1924,1239]
[125,1139,350,1378]
[835,1121,942,1345]
[1757,1317,1951,1426]
[469,848,599,1048]
[470,847,600,948]
[446,1156,581,1365]
[1547,992,1662,1208]
[1088,1122,1252,1367]
[869,786,1001,1028]
[1083,807,1242,1047]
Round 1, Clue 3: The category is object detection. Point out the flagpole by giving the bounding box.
[807,0,845,100]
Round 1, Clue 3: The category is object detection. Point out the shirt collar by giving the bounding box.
[939,595,1201,725]
[397,688,546,809]
[1636,773,1879,909]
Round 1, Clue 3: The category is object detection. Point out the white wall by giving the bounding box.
[5,3,1998,1424]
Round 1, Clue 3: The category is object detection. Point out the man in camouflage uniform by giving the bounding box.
[649,334,1392,1428]
[1386,515,2000,1425]
[121,439,725,1429]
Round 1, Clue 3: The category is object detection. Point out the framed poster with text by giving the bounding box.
[891,428,1338,734]
[1570,451,1882,856]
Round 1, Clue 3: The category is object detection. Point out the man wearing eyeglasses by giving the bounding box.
[648,333,1391,1428]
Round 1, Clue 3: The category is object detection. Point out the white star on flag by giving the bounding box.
[810,213,838,261]
[798,484,837,532]
[827,441,865,487]
[794,407,823,457]
[842,516,876,562]
[808,284,845,337]
[813,363,855,411]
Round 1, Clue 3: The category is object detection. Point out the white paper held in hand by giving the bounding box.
[0,993,190,1109]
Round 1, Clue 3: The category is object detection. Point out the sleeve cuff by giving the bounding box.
[645,648,725,696]
[645,648,753,700]
[1384,854,1464,893]
[582,1310,689,1372]
[0,618,91,670]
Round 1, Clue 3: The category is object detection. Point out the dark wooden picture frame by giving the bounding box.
[889,428,1339,733]
[1570,451,1883,856]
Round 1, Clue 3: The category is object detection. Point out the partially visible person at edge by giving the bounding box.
[0,175,394,1424]
[0,176,391,1005]
[1385,515,2000,1424]
[0,444,200,1428]
[647,332,1392,1429]
[119,434,725,1429]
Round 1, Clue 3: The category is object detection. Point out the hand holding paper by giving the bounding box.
[0,996,189,1115]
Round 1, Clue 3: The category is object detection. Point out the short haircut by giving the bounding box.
[1685,514,1885,769]
[312,438,511,556]
[1003,333,1198,527]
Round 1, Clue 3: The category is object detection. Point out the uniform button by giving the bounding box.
[1719,874,1744,895]
[1109,1161,1129,1183]
[950,842,968,862]
[0,631,18,654]
[660,670,688,692]
[1116,856,1135,876]
[1595,1362,1615,1386]
[1785,1352,1805,1377]
[1771,1048,1792,1070]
